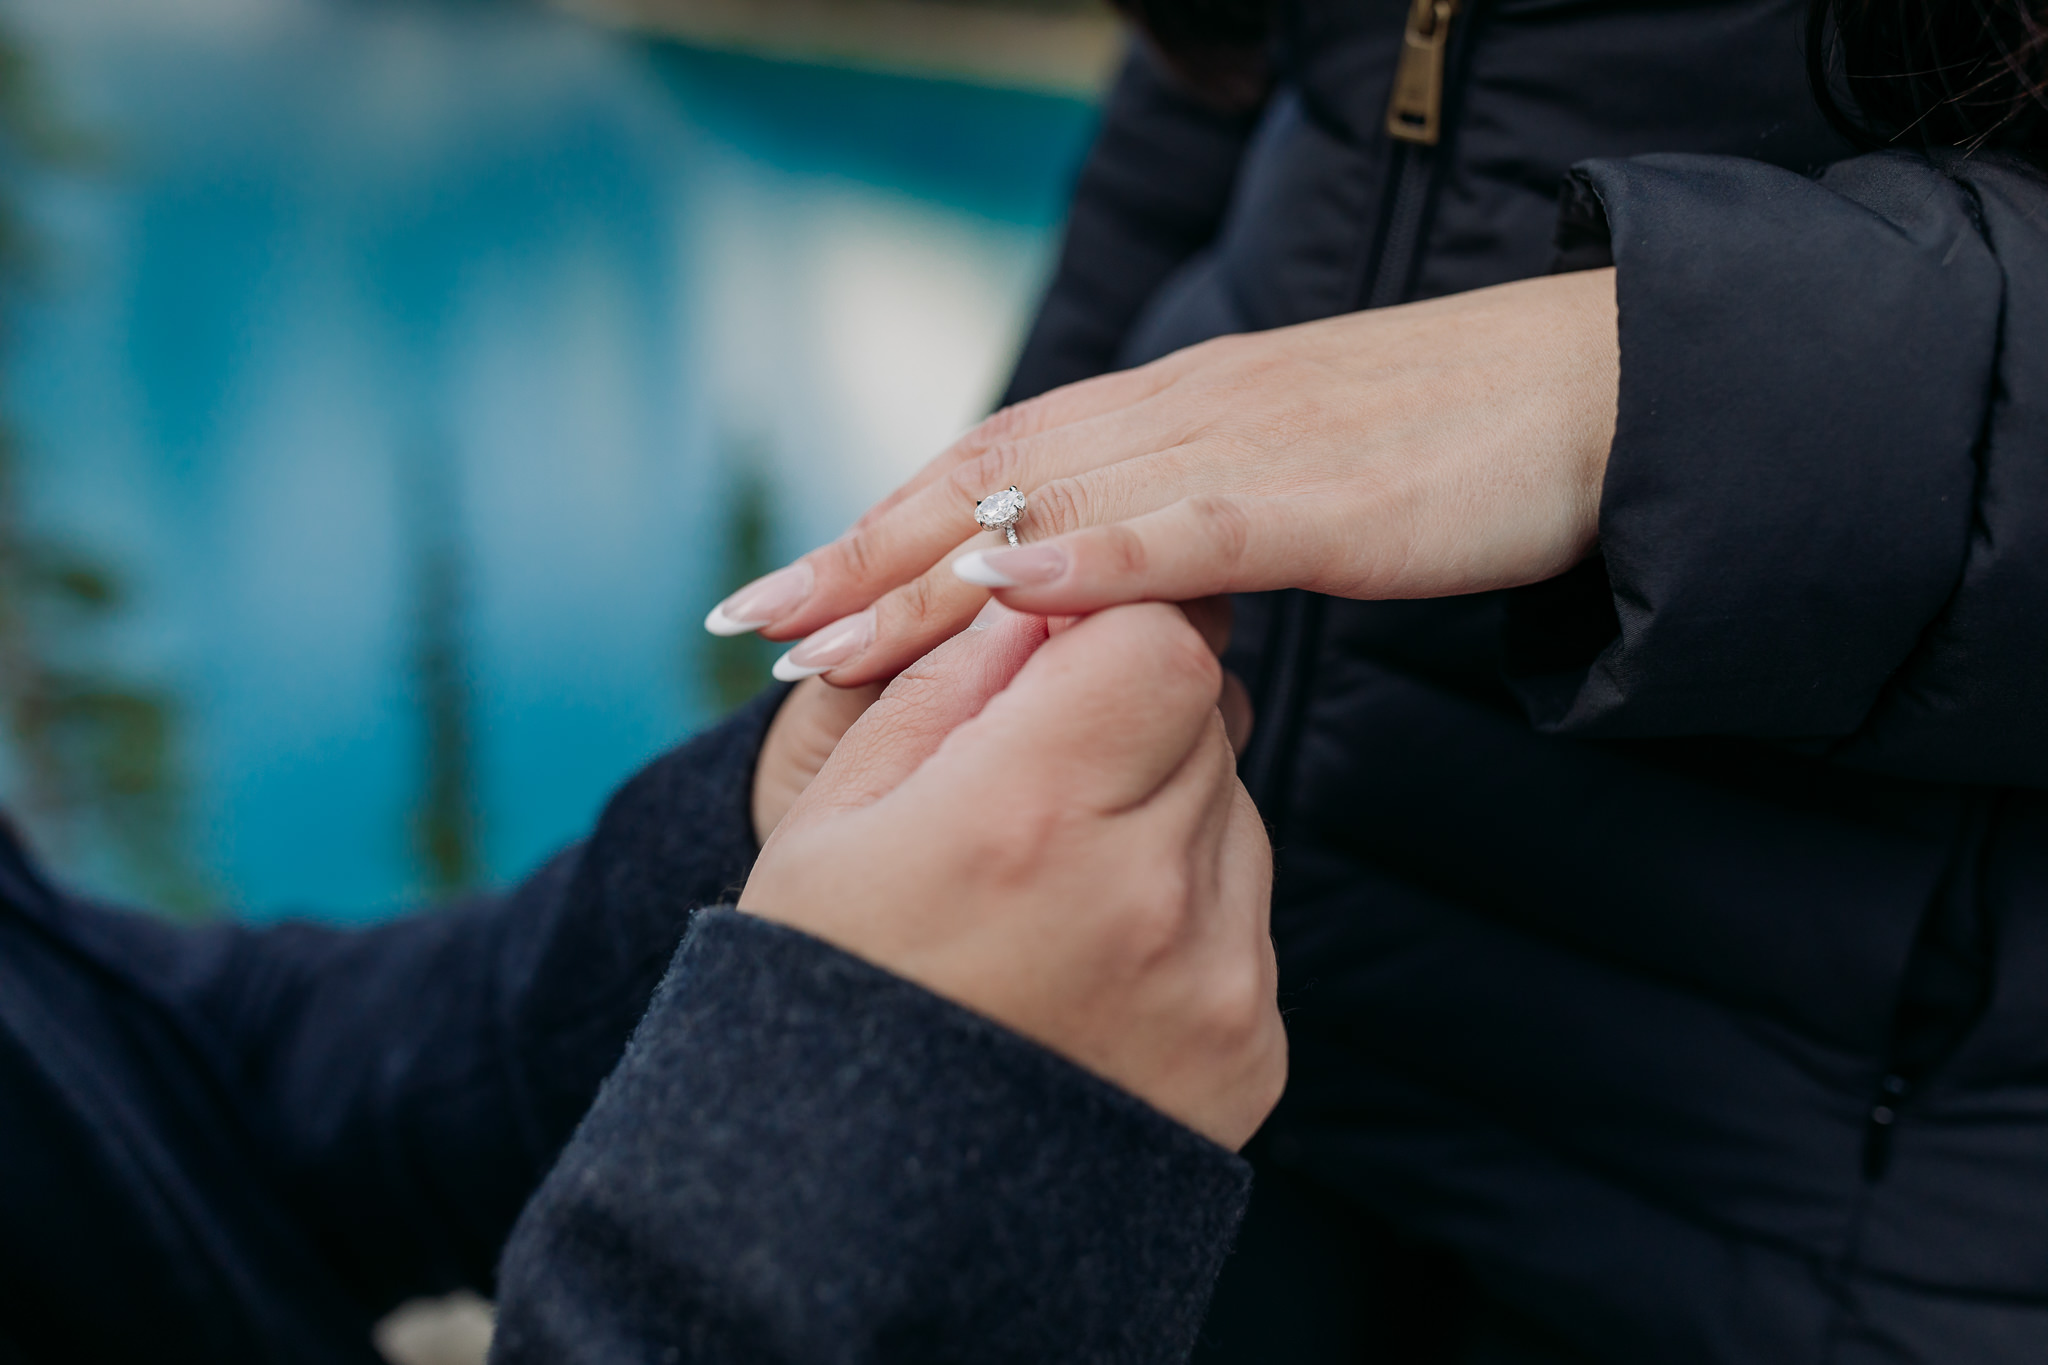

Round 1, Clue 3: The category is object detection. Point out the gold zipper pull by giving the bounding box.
[1386,0,1459,146]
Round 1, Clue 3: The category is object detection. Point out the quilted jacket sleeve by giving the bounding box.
[1509,151,2048,788]
[1001,42,1263,404]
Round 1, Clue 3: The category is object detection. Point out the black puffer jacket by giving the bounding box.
[1006,4,2048,1361]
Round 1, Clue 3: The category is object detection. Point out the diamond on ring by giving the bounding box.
[975,486,1027,546]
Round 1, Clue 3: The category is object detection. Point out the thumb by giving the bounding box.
[911,601,1222,817]
[781,604,1049,824]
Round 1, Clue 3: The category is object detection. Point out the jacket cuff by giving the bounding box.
[1508,153,1998,738]
[574,682,789,920]
[493,909,1251,1365]
[495,686,791,1161]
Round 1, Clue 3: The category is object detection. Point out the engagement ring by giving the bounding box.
[974,486,1028,546]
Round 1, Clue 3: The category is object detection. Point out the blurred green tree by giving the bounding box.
[700,437,779,715]
[404,435,483,901]
[0,22,211,916]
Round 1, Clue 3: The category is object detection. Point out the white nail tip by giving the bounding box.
[951,552,1017,589]
[703,604,770,637]
[770,652,831,683]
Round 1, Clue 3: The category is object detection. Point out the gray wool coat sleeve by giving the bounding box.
[489,910,1253,1365]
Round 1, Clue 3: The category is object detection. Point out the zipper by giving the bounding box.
[1368,0,1464,308]
[1238,590,1325,826]
[1386,0,1460,146]
[1861,794,2001,1182]
[1242,1,1469,827]
[1363,144,1435,310]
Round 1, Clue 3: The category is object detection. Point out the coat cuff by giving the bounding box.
[1508,153,2000,739]
[492,909,1251,1365]
[495,685,791,1168]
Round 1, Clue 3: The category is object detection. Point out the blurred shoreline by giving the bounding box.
[2,0,1097,918]
[554,0,1123,94]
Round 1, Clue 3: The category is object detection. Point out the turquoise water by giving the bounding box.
[0,0,1098,921]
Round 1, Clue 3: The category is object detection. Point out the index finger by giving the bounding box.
[782,606,1050,826]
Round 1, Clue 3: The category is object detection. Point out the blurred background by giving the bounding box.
[0,0,1117,928]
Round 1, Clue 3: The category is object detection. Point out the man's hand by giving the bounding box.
[741,603,1284,1151]
[748,598,1249,842]
[751,678,885,843]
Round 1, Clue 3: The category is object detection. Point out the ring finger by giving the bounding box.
[718,395,1208,645]
[776,449,1209,687]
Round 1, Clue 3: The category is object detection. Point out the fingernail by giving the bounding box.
[705,562,814,636]
[967,598,1010,631]
[771,609,875,681]
[952,544,1068,589]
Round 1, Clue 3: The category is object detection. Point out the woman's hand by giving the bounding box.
[741,602,1284,1151]
[705,268,1619,687]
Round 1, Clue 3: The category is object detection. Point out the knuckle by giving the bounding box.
[1029,477,1092,537]
[889,572,945,633]
[1187,338,1271,394]
[971,399,1039,446]
[1182,494,1253,570]
[964,803,1064,886]
[948,444,1026,502]
[877,655,937,701]
[1184,332,1249,368]
[1154,618,1223,696]
[827,529,882,587]
[823,700,925,799]
[1199,955,1275,1052]
[1100,522,1151,579]
[1110,869,1195,968]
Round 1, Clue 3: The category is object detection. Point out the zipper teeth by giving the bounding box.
[1249,146,1435,811]
[1236,10,1466,818]
[1365,146,1436,310]
[1248,14,1461,815]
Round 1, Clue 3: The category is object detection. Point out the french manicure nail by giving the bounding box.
[967,598,1010,631]
[952,544,1069,589]
[771,609,876,682]
[704,562,815,636]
